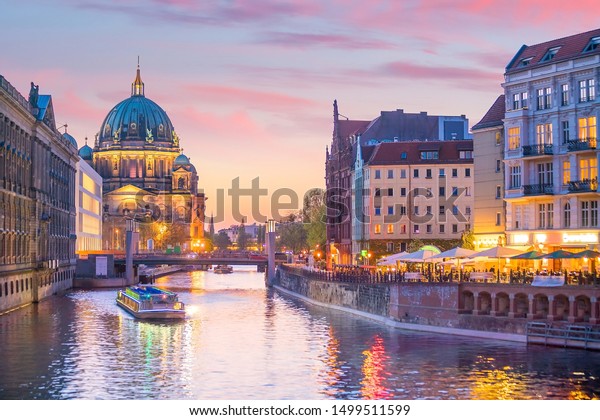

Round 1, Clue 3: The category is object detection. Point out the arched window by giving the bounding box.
[178,177,185,189]
[564,202,571,228]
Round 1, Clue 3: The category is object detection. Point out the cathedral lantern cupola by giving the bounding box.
[132,64,145,97]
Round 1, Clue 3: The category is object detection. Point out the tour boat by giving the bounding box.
[116,286,186,319]
[213,265,233,274]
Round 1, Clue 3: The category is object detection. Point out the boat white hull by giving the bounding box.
[116,297,186,320]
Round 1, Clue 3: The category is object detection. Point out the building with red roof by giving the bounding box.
[502,28,600,268]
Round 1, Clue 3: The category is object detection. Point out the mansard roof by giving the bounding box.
[366,140,473,166]
[506,28,600,73]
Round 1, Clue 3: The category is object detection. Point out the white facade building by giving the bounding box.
[75,157,103,253]
[503,29,600,258]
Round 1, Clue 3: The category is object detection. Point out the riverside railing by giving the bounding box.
[278,265,600,286]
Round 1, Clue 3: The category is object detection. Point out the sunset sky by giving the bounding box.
[2,1,599,228]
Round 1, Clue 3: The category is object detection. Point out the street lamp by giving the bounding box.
[367,252,372,266]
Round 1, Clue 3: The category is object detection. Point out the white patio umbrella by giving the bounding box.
[398,247,441,262]
[426,246,476,262]
[377,251,409,266]
[426,247,477,281]
[469,246,522,281]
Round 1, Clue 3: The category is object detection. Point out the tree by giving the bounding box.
[460,229,476,250]
[277,222,307,253]
[407,238,425,253]
[213,231,232,249]
[302,188,326,250]
[237,224,249,250]
[302,188,325,222]
[137,220,188,251]
[256,224,265,252]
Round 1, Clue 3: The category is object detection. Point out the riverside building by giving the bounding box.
[0,76,78,313]
[503,28,600,261]
[472,95,506,250]
[352,139,474,261]
[326,101,471,266]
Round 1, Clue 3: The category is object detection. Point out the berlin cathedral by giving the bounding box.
[78,66,205,251]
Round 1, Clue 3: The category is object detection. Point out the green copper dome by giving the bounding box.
[97,66,176,145]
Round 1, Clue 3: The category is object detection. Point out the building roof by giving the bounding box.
[78,144,93,160]
[336,119,370,139]
[472,95,505,131]
[63,132,78,148]
[506,28,600,73]
[97,67,176,145]
[366,140,473,166]
[361,109,441,143]
[174,154,190,165]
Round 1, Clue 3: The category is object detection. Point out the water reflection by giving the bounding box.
[361,335,392,399]
[0,267,599,399]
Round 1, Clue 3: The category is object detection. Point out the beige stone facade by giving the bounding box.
[472,95,506,250]
[352,140,474,261]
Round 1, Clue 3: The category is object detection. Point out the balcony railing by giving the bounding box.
[523,183,554,195]
[522,144,554,156]
[567,137,597,151]
[567,178,598,193]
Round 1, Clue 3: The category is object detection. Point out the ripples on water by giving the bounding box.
[0,266,599,399]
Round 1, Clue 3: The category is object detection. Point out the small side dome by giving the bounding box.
[79,144,93,160]
[63,132,78,148]
[174,154,190,165]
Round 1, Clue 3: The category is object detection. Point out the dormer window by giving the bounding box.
[583,36,600,53]
[400,152,407,159]
[519,57,533,67]
[541,47,560,62]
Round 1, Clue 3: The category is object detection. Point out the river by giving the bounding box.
[0,266,599,399]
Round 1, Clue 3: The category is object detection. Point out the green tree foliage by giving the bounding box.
[302,188,326,250]
[137,220,189,250]
[407,238,425,253]
[277,222,307,253]
[256,224,265,251]
[237,225,249,250]
[213,231,232,249]
[305,204,326,250]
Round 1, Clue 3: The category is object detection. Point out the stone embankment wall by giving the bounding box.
[276,267,531,338]
[277,268,390,317]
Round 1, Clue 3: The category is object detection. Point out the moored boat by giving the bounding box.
[116,286,185,319]
[213,265,233,274]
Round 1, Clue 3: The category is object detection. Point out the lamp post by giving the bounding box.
[265,219,276,286]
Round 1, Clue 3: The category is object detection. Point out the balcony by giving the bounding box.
[523,183,554,195]
[567,138,597,152]
[567,178,598,193]
[522,144,553,156]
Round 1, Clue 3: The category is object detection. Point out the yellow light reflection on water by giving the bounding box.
[360,335,392,399]
[320,326,342,396]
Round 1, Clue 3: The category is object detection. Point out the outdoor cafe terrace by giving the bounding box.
[291,246,600,286]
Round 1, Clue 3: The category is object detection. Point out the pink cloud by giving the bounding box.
[257,31,396,50]
[181,84,317,111]
[378,61,502,88]
[54,91,107,123]
[177,107,276,146]
[75,0,322,25]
